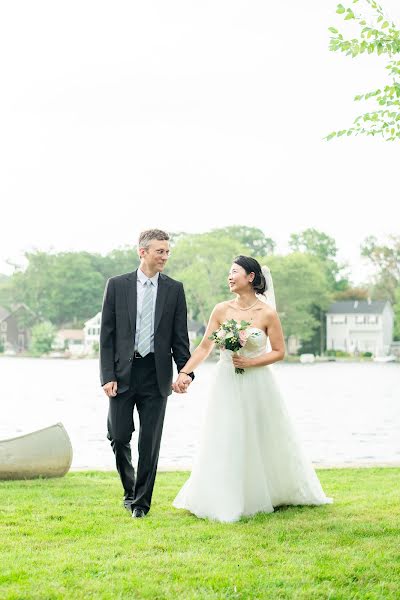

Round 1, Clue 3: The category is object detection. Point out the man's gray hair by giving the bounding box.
[138,229,170,249]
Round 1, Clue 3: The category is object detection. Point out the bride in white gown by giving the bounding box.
[172,256,333,522]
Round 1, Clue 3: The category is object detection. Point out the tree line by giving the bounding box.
[0,226,399,353]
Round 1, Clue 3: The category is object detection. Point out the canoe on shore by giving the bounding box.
[0,423,73,480]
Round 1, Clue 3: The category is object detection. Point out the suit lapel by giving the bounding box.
[154,274,170,334]
[126,271,138,341]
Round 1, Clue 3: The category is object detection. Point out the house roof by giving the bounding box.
[0,303,37,321]
[57,329,84,341]
[11,303,37,316]
[327,300,389,315]
[84,312,102,326]
[0,306,11,321]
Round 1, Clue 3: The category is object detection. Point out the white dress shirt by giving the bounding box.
[135,268,159,353]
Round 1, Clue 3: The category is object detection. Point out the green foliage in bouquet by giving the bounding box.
[209,319,253,374]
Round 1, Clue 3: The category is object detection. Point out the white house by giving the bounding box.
[53,329,85,356]
[326,300,394,356]
[287,335,301,355]
[84,311,101,352]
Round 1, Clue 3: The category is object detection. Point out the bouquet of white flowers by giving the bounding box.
[209,319,255,374]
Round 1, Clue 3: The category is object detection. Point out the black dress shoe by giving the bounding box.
[123,501,133,513]
[131,507,146,519]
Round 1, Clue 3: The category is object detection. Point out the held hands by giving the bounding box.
[103,381,118,397]
[232,354,254,369]
[172,372,192,394]
[103,375,191,397]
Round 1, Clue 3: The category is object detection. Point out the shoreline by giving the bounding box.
[69,461,400,472]
[1,355,398,365]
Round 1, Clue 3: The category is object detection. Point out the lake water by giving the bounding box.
[1,357,399,470]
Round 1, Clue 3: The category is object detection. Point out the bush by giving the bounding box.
[30,321,56,355]
[326,349,351,358]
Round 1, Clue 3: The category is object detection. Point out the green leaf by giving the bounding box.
[336,4,345,14]
[328,27,339,34]
[325,132,337,141]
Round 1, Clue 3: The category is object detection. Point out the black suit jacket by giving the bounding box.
[99,270,193,397]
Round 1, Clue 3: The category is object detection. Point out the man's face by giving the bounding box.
[139,239,170,272]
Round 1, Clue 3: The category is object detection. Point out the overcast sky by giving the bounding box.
[1,1,399,283]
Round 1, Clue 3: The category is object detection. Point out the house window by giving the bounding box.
[367,315,378,324]
[1,334,6,345]
[331,315,346,324]
[355,315,365,324]
[0,322,6,332]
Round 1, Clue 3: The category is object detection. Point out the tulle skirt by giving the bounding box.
[173,355,333,522]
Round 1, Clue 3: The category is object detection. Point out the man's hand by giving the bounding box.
[172,373,192,394]
[103,381,118,397]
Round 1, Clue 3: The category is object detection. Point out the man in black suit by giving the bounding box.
[100,229,193,518]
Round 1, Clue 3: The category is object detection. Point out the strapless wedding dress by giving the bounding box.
[173,328,333,522]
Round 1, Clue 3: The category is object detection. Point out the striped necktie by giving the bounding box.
[137,279,153,357]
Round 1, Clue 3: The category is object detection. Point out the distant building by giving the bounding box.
[287,335,301,355]
[187,319,205,347]
[84,312,101,352]
[390,341,400,358]
[326,300,394,356]
[54,329,85,356]
[0,304,38,353]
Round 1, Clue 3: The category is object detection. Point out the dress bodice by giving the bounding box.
[219,327,268,362]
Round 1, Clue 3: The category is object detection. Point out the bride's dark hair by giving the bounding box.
[233,256,267,294]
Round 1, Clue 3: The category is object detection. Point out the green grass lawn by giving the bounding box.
[1,468,399,599]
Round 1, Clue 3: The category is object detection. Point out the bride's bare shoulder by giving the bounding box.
[258,301,278,319]
[213,300,232,313]
[210,300,232,319]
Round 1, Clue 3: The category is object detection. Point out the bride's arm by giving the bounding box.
[173,303,223,388]
[232,309,285,369]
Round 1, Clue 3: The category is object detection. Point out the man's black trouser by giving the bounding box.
[107,353,168,514]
